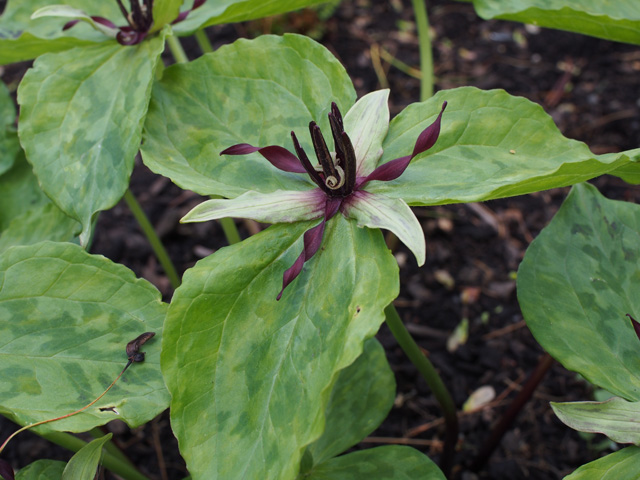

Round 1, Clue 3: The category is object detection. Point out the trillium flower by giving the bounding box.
[182,90,446,300]
[32,0,205,46]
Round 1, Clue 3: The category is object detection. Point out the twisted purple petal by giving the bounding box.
[221,143,306,173]
[92,16,118,28]
[358,102,447,189]
[63,20,80,30]
[276,198,342,301]
[411,101,447,158]
[627,314,640,343]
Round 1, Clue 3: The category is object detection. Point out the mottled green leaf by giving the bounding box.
[61,434,111,480]
[552,398,640,445]
[0,155,49,232]
[305,446,446,480]
[0,242,170,433]
[564,446,640,480]
[142,33,355,197]
[0,0,122,64]
[371,88,631,205]
[173,0,329,36]
[162,215,398,479]
[466,0,640,45]
[305,338,395,465]
[15,460,65,480]
[517,183,640,401]
[18,33,166,245]
[0,203,80,254]
[0,81,19,176]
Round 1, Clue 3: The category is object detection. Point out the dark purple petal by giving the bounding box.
[358,155,411,186]
[0,459,14,480]
[221,143,306,173]
[357,102,447,190]
[91,16,117,28]
[63,20,80,30]
[627,314,640,342]
[411,101,447,159]
[277,220,326,301]
[173,0,207,24]
[276,198,343,301]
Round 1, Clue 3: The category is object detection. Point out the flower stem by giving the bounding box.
[166,34,188,64]
[42,431,150,480]
[410,0,434,100]
[123,189,181,289]
[384,304,457,478]
[194,28,213,54]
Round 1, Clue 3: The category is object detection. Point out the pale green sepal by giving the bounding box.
[151,0,182,33]
[564,446,640,480]
[31,6,118,38]
[18,32,168,246]
[306,446,446,480]
[181,189,326,224]
[343,89,389,177]
[15,459,66,480]
[62,434,112,480]
[345,190,425,265]
[0,242,170,434]
[552,398,640,445]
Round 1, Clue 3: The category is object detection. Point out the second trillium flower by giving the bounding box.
[182,90,446,300]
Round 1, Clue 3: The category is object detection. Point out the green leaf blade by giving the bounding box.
[173,0,330,36]
[373,88,630,205]
[467,0,640,45]
[517,183,640,400]
[61,434,112,480]
[564,446,640,480]
[306,338,396,465]
[15,460,65,480]
[17,35,166,245]
[142,34,356,197]
[162,216,398,479]
[306,446,446,480]
[0,242,170,433]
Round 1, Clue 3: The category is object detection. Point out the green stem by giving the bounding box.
[410,0,434,100]
[166,34,188,64]
[384,304,457,478]
[123,189,181,289]
[42,432,150,480]
[194,28,213,54]
[219,217,242,245]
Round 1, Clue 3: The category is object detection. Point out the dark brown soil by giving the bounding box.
[2,0,639,479]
